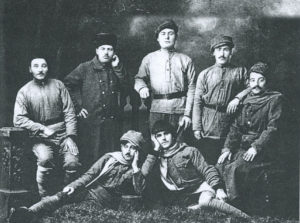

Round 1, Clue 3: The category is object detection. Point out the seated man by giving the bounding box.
[216,62,285,209]
[145,120,249,218]
[14,55,81,197]
[10,130,155,223]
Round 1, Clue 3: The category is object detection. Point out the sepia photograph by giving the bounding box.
[0,0,299,222]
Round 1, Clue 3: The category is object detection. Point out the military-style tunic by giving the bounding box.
[216,90,284,200]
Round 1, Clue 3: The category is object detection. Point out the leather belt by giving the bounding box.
[153,91,186,100]
[40,117,64,126]
[204,104,227,112]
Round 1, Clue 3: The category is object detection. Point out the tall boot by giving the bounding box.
[206,199,250,218]
[29,192,68,214]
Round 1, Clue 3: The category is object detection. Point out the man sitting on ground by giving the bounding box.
[145,120,249,218]
[10,130,155,223]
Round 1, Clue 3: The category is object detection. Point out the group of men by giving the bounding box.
[10,19,285,222]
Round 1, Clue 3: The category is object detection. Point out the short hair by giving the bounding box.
[28,52,48,66]
[151,120,176,136]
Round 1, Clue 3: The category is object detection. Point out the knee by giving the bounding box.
[63,161,81,172]
[198,192,214,208]
[33,143,54,167]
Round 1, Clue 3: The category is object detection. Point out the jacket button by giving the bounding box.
[103,104,106,107]
[247,121,251,125]
[99,80,103,83]
[102,91,105,94]
[110,116,115,119]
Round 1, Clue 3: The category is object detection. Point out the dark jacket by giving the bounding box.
[223,90,284,157]
[67,153,156,197]
[64,56,129,124]
[143,143,224,192]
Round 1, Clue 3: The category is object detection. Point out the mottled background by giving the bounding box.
[0,0,299,217]
[1,0,300,127]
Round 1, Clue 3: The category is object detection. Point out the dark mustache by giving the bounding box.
[252,86,262,90]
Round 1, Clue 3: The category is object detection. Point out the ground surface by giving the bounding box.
[39,201,298,223]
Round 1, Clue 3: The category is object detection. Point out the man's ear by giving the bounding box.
[29,66,32,73]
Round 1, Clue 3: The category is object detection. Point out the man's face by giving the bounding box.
[249,72,267,95]
[96,45,114,63]
[157,28,177,50]
[155,131,174,150]
[121,142,138,161]
[213,45,232,65]
[29,58,48,80]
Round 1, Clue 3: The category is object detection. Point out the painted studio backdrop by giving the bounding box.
[0,0,299,216]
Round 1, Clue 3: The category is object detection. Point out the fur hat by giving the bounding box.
[94,33,117,48]
[249,62,269,77]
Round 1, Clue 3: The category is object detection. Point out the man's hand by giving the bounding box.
[215,188,228,202]
[151,134,161,152]
[139,87,150,99]
[194,130,204,140]
[111,55,120,67]
[227,98,240,114]
[64,137,79,155]
[179,116,191,130]
[78,108,88,118]
[63,186,75,195]
[217,151,232,164]
[243,147,257,162]
[132,150,140,173]
[40,127,55,138]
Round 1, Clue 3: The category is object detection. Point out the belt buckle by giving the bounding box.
[165,94,171,100]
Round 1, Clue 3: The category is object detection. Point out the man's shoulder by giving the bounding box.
[199,65,216,75]
[179,144,199,155]
[143,51,160,59]
[18,80,34,93]
[73,58,94,70]
[174,51,192,61]
[268,91,284,102]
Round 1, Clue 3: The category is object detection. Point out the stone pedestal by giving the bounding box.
[0,127,36,223]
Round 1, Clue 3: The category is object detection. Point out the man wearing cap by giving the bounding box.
[14,55,81,198]
[216,62,285,205]
[64,33,129,169]
[139,120,249,218]
[134,20,196,140]
[10,130,156,223]
[192,35,250,164]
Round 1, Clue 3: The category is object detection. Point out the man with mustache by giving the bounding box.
[192,35,250,164]
[134,20,196,141]
[216,62,285,208]
[64,33,129,169]
[9,131,155,223]
[14,55,81,198]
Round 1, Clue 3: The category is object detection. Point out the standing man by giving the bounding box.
[134,20,196,141]
[14,56,81,198]
[64,33,129,169]
[192,35,250,164]
[216,62,285,206]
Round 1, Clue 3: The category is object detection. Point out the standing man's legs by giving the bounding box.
[196,138,225,165]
